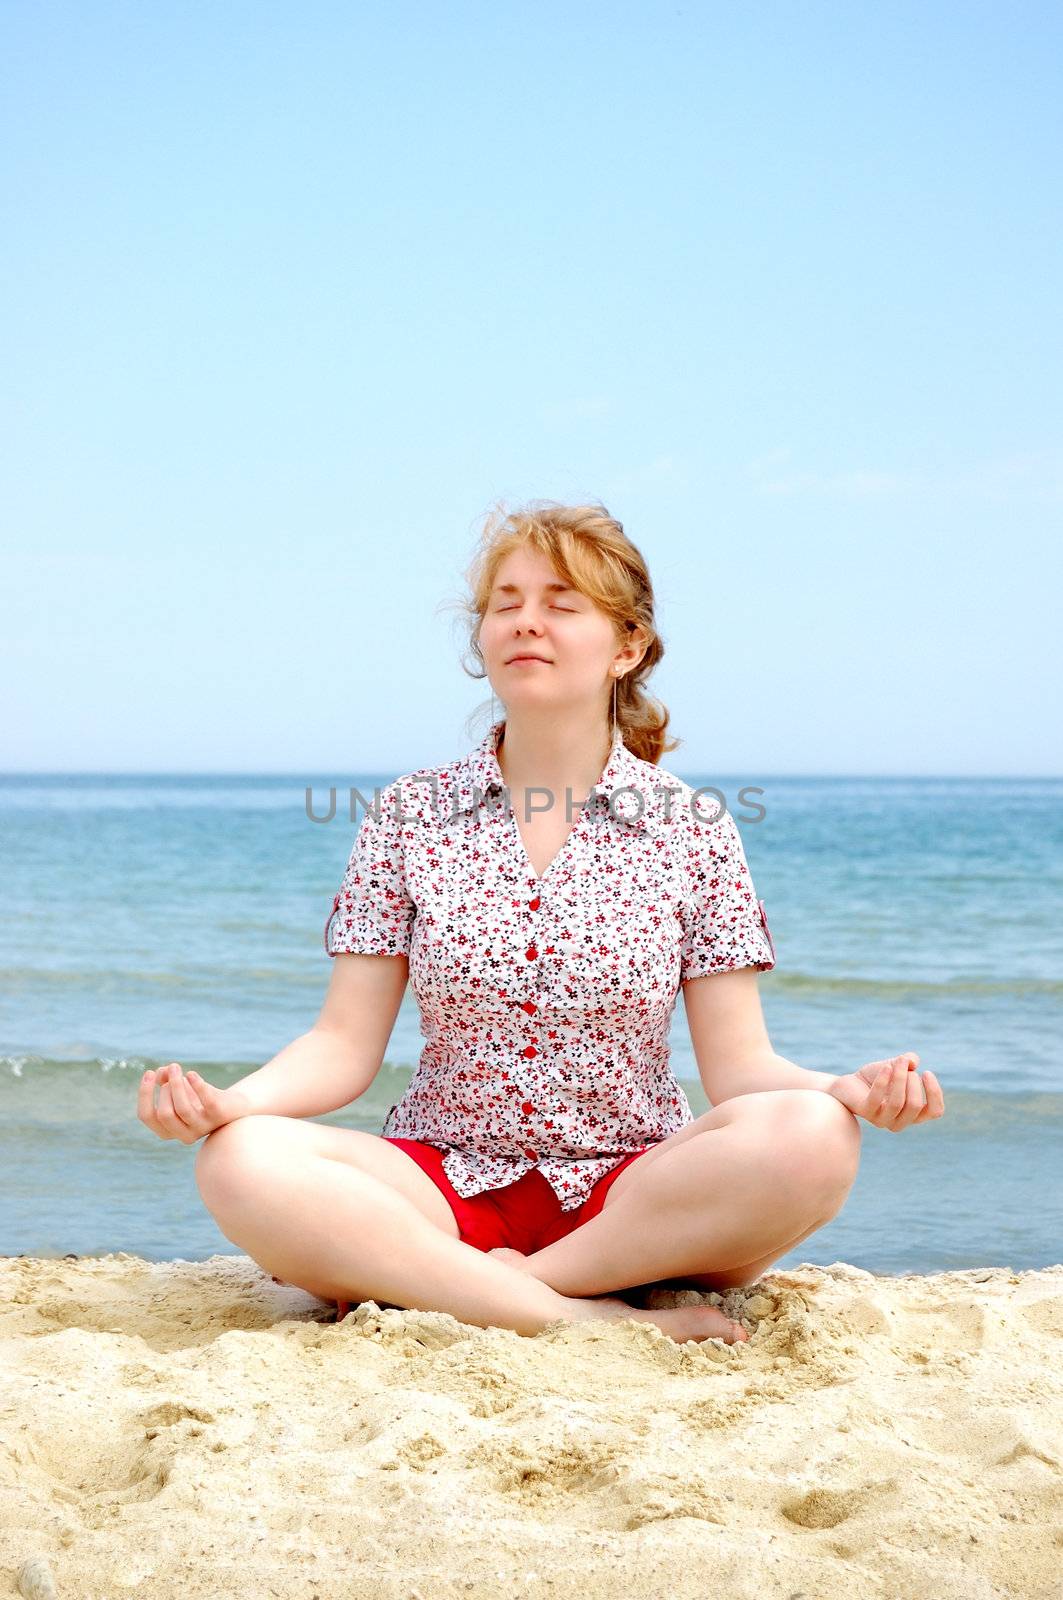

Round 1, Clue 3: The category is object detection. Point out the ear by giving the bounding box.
[621,625,651,671]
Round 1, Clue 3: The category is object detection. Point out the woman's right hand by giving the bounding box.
[137,1062,250,1145]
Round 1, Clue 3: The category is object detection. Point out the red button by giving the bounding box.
[525,946,538,960]
[525,1149,538,1160]
[522,1046,538,1058]
[521,1000,537,1014]
[529,896,540,911]
[521,1100,534,1114]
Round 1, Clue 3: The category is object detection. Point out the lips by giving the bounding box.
[506,655,551,664]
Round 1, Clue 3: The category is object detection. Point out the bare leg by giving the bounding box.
[671,1209,844,1293]
[492,1206,834,1295]
[195,1121,747,1344]
[498,1090,861,1299]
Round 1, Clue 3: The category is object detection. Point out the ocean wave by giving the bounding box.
[0,966,324,988]
[3,1057,1063,1122]
[771,973,1063,999]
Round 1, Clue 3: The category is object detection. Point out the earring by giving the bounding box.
[612,673,618,739]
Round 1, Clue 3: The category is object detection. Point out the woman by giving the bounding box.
[139,500,944,1347]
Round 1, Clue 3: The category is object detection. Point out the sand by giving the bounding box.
[1,1254,1061,1600]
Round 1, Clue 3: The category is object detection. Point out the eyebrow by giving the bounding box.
[492,581,577,595]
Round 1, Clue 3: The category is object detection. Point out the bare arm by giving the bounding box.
[682,967,836,1104]
[229,952,410,1119]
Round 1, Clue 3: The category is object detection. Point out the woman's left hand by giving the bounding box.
[828,1052,945,1130]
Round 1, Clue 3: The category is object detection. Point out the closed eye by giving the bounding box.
[497,604,575,612]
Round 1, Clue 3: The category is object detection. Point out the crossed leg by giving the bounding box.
[194,1115,750,1342]
[503,1089,861,1299]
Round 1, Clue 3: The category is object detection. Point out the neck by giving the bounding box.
[495,711,614,806]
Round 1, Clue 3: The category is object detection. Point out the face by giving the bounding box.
[480,546,643,719]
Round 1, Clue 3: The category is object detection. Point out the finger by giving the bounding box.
[864,1062,896,1126]
[185,1071,213,1107]
[885,1059,909,1119]
[864,1063,895,1123]
[920,1069,945,1120]
[171,1083,206,1142]
[858,1059,889,1090]
[147,1065,183,1135]
[155,1076,186,1136]
[167,1066,204,1125]
[861,1065,888,1114]
[869,1060,900,1121]
[169,1065,202,1112]
[138,1069,161,1131]
[897,1067,928,1127]
[901,1068,940,1125]
[154,1062,178,1101]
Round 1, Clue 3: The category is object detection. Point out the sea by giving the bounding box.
[1,770,1060,1278]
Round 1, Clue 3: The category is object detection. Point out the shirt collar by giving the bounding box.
[455,718,659,828]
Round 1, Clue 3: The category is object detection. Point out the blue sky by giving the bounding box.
[3,1,1060,778]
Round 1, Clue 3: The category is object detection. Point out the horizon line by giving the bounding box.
[1,769,1061,783]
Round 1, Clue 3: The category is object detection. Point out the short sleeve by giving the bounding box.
[678,808,776,980]
[324,781,416,957]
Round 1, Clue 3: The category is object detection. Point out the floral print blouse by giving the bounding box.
[324,718,776,1212]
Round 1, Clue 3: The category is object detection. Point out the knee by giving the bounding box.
[194,1115,283,1205]
[788,1090,861,1208]
[753,1089,861,1212]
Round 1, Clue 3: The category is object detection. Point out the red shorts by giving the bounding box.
[330,1141,653,1320]
[381,1137,652,1254]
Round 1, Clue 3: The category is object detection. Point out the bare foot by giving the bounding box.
[586,1296,748,1345]
[487,1247,748,1345]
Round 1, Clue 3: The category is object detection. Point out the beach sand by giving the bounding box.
[1,1255,1061,1599]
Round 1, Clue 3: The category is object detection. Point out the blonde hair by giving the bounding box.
[446,497,680,766]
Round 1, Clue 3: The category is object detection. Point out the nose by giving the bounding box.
[510,610,546,636]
